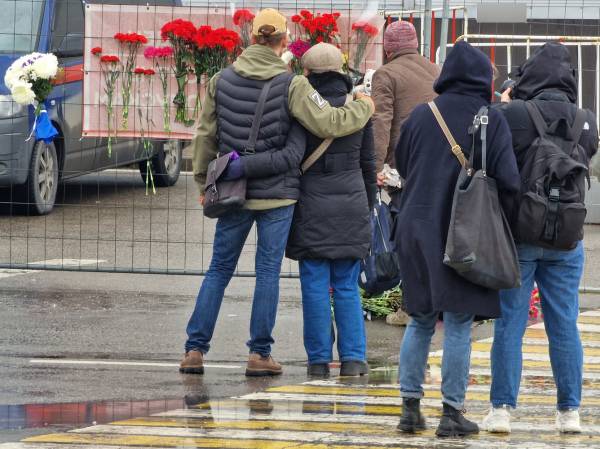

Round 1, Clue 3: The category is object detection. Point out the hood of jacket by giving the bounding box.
[307,72,352,106]
[232,44,289,80]
[434,40,492,101]
[512,42,577,103]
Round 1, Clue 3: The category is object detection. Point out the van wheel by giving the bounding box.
[17,141,59,215]
[139,140,182,188]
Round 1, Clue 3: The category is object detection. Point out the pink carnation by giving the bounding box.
[144,46,173,59]
[289,39,311,59]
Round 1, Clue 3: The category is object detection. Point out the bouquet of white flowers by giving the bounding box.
[3,52,59,142]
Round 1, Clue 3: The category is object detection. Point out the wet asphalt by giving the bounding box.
[0,169,599,446]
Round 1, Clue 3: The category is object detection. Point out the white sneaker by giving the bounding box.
[556,409,582,433]
[481,407,511,433]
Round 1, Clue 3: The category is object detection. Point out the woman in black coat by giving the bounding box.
[286,43,377,378]
[394,41,520,436]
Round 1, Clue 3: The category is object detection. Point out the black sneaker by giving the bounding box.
[436,403,479,437]
[340,361,369,377]
[307,363,330,377]
[397,398,427,433]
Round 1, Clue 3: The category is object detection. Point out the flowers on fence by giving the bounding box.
[135,67,156,195]
[4,52,60,143]
[93,50,121,156]
[292,10,341,45]
[191,26,240,117]
[161,19,196,126]
[233,9,255,49]
[114,32,148,130]
[144,46,173,133]
[288,39,311,74]
[288,10,341,74]
[349,21,379,82]
[530,287,542,320]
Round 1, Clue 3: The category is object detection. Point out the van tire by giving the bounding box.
[16,141,59,215]
[139,140,182,188]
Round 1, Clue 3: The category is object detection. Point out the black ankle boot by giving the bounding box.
[339,361,369,376]
[307,363,330,377]
[436,403,479,437]
[397,398,426,433]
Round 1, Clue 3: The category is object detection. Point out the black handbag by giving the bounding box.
[203,78,274,219]
[429,102,521,290]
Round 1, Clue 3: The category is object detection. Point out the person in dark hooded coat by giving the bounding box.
[483,42,598,435]
[286,43,377,378]
[394,40,520,437]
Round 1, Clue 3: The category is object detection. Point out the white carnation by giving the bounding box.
[11,80,35,105]
[281,51,294,65]
[30,53,58,79]
[4,66,22,90]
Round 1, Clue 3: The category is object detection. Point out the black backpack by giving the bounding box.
[516,101,589,250]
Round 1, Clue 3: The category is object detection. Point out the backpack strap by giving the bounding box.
[525,101,549,138]
[570,109,588,145]
[428,101,469,169]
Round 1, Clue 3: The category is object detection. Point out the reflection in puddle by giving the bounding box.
[1,374,212,431]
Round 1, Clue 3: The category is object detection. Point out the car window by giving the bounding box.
[0,0,44,54]
[51,0,84,53]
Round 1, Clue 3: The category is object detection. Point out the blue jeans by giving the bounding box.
[491,242,584,410]
[299,259,366,364]
[400,311,474,410]
[185,205,294,356]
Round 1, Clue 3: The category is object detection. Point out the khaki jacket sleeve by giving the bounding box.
[190,74,220,193]
[288,75,374,139]
[371,69,395,172]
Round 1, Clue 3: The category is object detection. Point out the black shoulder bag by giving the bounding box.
[429,102,521,290]
[203,78,274,219]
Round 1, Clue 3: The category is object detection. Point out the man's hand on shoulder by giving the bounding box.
[355,91,375,114]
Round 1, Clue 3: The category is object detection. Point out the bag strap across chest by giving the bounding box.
[242,77,275,155]
[428,101,469,169]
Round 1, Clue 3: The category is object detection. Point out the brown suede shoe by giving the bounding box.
[179,350,204,375]
[245,353,283,377]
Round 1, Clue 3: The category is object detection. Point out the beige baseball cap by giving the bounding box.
[252,8,287,36]
[302,43,345,74]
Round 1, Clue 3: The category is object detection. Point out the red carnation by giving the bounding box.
[300,9,313,19]
[292,15,302,23]
[134,67,146,74]
[233,9,255,26]
[364,24,379,37]
[100,55,120,63]
[144,68,155,75]
[91,46,102,55]
[161,19,196,42]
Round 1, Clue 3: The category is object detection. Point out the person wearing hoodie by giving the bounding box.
[183,9,375,378]
[483,42,599,434]
[285,43,377,378]
[394,40,520,437]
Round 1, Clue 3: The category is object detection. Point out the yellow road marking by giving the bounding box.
[21,432,415,449]
[430,356,600,372]
[579,316,600,325]
[197,400,408,416]
[23,428,600,447]
[267,384,600,406]
[112,417,388,434]
[525,328,600,341]
[472,341,600,357]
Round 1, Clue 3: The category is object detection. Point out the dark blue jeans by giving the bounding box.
[491,242,584,410]
[299,259,366,364]
[185,205,294,356]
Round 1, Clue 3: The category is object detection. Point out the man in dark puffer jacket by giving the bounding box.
[183,9,374,378]
[286,43,377,378]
